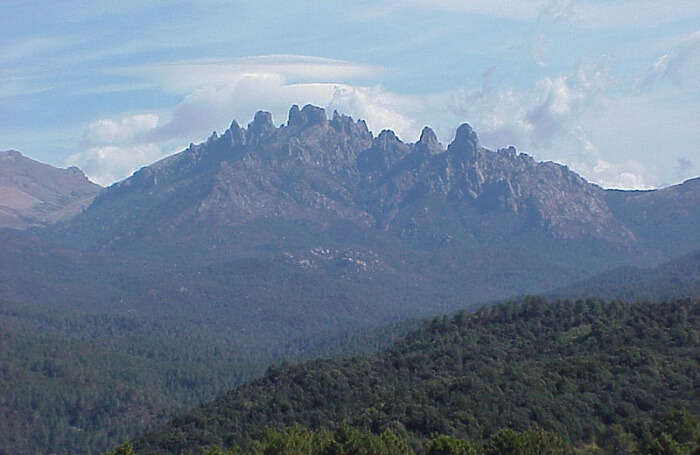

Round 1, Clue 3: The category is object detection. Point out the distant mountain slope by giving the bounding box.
[133,298,699,455]
[50,105,700,277]
[0,150,100,229]
[606,178,700,260]
[550,249,700,301]
[43,105,700,316]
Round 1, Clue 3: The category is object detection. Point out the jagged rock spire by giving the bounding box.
[225,120,246,146]
[448,123,480,161]
[247,111,275,143]
[415,126,442,155]
[287,104,328,128]
[288,105,303,126]
[376,129,399,146]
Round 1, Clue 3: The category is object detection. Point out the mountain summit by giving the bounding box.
[61,105,643,250]
[45,104,700,304]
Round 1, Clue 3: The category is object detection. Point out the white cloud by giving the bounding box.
[448,63,608,150]
[675,157,695,180]
[143,76,338,142]
[142,76,422,148]
[75,113,164,184]
[443,64,665,189]
[111,55,382,94]
[0,36,77,65]
[108,54,416,146]
[327,85,420,140]
[0,76,52,98]
[574,1,700,28]
[525,63,608,147]
[639,29,700,91]
[64,144,167,186]
[574,158,653,190]
[83,114,159,145]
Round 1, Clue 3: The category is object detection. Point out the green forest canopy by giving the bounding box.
[132,298,699,455]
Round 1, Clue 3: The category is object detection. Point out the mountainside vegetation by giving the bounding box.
[2,107,700,455]
[132,297,699,455]
[0,298,414,455]
[110,412,700,455]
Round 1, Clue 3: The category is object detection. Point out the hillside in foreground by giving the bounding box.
[132,298,699,455]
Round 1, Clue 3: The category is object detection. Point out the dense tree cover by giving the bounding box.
[133,298,699,454]
[3,215,700,455]
[108,413,699,455]
[0,299,413,455]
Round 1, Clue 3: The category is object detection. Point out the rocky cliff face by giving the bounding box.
[0,151,101,229]
[66,104,638,251]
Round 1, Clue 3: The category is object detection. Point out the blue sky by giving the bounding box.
[1,0,699,188]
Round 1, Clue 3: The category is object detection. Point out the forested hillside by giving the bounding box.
[133,298,699,455]
[0,299,414,455]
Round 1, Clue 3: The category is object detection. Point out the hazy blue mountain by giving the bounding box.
[57,105,636,253]
[605,178,700,260]
[43,105,700,311]
[550,249,700,302]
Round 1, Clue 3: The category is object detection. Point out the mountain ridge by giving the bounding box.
[55,105,655,253]
[0,150,101,229]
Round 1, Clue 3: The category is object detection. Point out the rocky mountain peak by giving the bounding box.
[415,127,443,155]
[287,104,303,126]
[287,104,329,129]
[376,129,400,145]
[247,111,275,143]
[448,123,480,161]
[330,110,370,139]
[224,120,246,146]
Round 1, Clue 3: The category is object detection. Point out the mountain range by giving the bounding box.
[52,105,700,259]
[1,104,700,455]
[27,104,699,310]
